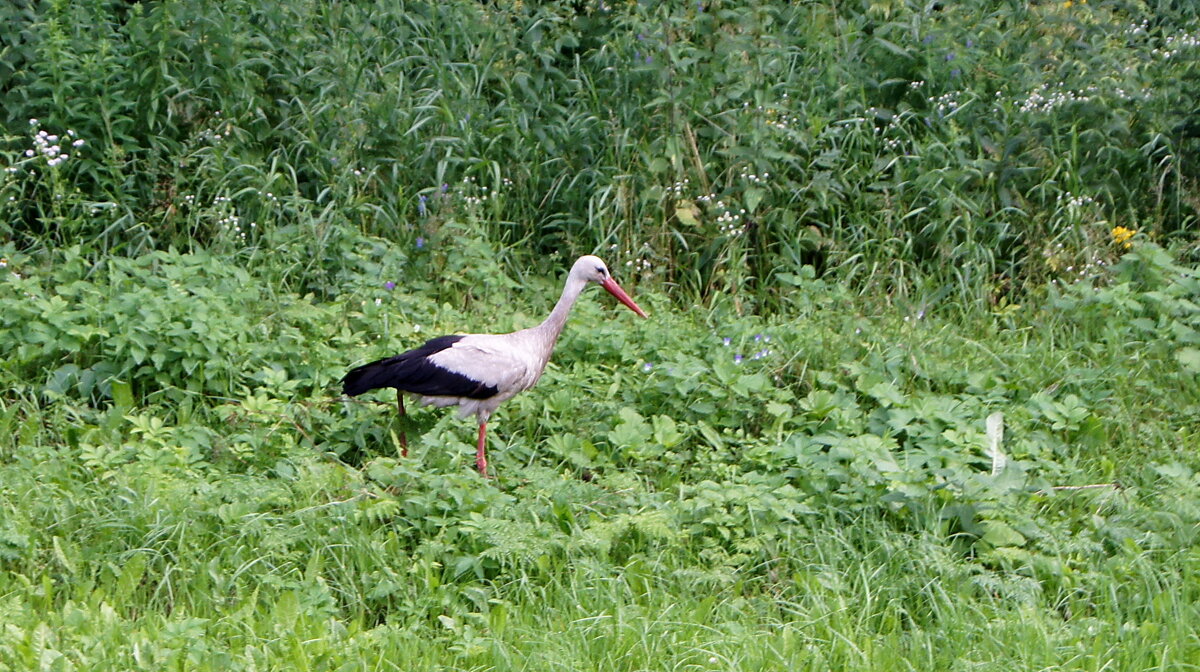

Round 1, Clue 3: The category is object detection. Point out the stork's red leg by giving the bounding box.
[476,422,489,478]
[396,391,408,458]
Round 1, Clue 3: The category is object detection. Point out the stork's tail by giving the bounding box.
[341,357,397,396]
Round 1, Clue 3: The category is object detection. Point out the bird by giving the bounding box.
[342,255,647,477]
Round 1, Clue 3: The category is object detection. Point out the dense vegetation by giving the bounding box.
[2,0,1199,669]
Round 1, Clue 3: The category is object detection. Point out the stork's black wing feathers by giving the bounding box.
[342,335,499,399]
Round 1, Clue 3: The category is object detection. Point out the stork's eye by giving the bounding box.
[595,265,607,277]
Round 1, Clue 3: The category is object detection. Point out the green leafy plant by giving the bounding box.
[3,1,1200,669]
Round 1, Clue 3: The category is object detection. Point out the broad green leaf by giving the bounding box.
[765,401,792,417]
[981,521,1026,548]
[608,408,651,448]
[744,187,764,213]
[652,414,683,448]
[674,200,701,227]
[1176,347,1200,373]
[696,421,724,451]
[111,379,135,410]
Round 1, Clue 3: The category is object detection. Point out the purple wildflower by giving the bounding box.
[416,237,425,249]
[385,281,396,290]
[418,194,428,216]
[643,362,653,372]
[734,354,744,364]
[722,337,732,346]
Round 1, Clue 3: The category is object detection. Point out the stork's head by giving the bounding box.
[573,255,648,318]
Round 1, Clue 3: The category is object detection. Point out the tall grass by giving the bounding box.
[4,0,1199,304]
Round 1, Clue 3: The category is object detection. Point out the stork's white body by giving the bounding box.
[342,255,647,476]
[416,329,554,421]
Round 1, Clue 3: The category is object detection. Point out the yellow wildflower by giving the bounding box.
[1111,226,1136,249]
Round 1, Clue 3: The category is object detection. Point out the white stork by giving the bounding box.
[342,255,647,476]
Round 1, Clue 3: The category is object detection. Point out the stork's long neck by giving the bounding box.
[532,272,588,354]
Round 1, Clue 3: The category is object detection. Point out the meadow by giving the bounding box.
[2,0,1200,669]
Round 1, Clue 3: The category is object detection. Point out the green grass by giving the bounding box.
[3,0,1200,669]
[2,432,1197,671]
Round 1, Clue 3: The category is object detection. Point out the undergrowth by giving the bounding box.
[2,234,1198,669]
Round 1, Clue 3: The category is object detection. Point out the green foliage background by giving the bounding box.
[2,0,1199,669]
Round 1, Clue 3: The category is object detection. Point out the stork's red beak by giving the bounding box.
[600,277,648,318]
